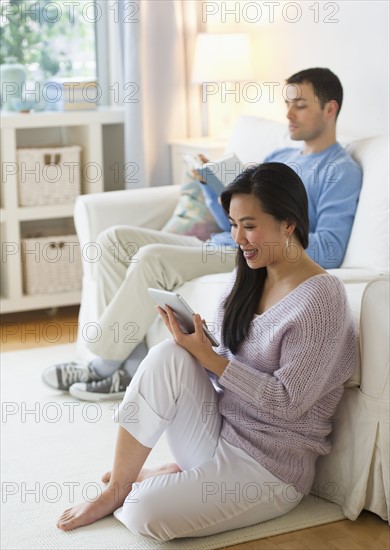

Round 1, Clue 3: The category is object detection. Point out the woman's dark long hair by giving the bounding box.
[220,162,309,354]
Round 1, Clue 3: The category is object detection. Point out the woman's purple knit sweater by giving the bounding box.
[215,273,357,495]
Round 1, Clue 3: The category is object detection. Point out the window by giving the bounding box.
[1,0,97,83]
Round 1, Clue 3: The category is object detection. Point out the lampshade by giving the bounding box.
[192,33,255,83]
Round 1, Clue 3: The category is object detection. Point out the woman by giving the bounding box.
[57,163,356,539]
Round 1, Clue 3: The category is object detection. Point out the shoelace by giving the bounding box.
[88,370,122,393]
[59,363,92,386]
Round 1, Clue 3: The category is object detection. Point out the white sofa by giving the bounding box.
[74,116,389,522]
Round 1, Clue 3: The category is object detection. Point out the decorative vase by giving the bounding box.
[22,80,47,112]
[0,57,26,111]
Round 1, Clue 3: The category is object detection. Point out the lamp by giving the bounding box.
[191,33,255,136]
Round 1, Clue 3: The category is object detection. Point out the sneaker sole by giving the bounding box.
[41,375,69,392]
[69,387,126,402]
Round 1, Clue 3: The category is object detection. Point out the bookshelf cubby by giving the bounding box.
[0,107,124,313]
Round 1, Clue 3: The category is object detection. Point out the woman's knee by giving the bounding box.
[147,339,189,360]
[144,340,199,376]
[137,340,195,382]
[120,482,172,541]
[130,339,208,405]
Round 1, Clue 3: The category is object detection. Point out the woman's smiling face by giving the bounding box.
[228,193,288,269]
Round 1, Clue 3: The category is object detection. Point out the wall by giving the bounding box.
[201,0,389,139]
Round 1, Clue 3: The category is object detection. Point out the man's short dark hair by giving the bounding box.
[286,68,343,118]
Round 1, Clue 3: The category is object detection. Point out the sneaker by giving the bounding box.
[42,362,101,391]
[69,368,131,402]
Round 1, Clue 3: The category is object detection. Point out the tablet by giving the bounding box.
[147,288,220,347]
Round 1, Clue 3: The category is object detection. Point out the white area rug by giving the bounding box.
[1,344,345,550]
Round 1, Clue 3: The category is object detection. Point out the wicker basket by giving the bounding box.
[21,234,83,295]
[17,146,81,206]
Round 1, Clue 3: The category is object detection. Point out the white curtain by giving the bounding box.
[105,0,202,188]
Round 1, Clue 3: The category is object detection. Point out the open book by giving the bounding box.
[183,153,243,195]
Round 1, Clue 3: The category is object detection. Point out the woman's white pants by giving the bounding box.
[114,340,303,541]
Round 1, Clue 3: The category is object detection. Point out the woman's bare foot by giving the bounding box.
[101,462,181,485]
[58,464,182,531]
[57,484,128,531]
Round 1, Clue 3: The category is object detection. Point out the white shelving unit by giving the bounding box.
[0,107,124,313]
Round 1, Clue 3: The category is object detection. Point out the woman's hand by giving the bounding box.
[157,305,212,357]
[156,306,228,376]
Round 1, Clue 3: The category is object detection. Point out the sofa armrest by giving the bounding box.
[360,277,390,399]
[74,185,181,248]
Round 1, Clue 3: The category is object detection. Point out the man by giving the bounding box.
[198,68,362,269]
[42,67,362,401]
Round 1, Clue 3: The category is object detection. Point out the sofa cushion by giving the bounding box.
[342,135,389,272]
[327,267,383,284]
[224,115,299,165]
[161,179,220,241]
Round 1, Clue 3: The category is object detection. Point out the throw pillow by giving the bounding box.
[161,179,220,241]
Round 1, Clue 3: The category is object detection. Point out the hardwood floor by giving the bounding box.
[1,306,389,550]
[1,305,80,352]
